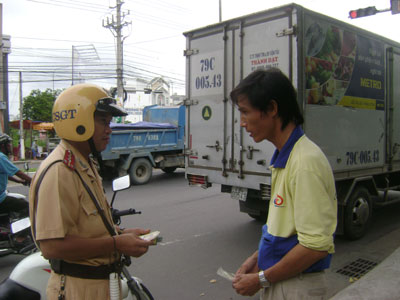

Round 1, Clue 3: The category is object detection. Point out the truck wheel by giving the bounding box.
[161,167,177,174]
[129,158,152,185]
[344,186,372,240]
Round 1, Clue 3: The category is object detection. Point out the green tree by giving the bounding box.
[22,88,63,121]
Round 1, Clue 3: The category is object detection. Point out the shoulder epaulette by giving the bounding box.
[63,150,76,170]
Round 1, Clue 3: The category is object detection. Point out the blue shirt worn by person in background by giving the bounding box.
[0,152,20,203]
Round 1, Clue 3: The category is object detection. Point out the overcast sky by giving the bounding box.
[2,0,400,116]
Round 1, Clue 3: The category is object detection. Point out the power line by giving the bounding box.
[26,0,110,14]
[10,36,113,45]
[125,0,189,14]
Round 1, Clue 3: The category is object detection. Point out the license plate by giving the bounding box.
[231,187,248,201]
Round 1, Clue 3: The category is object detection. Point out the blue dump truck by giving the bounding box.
[100,105,185,185]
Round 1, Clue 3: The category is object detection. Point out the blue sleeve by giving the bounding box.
[0,154,19,176]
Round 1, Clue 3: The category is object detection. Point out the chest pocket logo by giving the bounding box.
[273,195,284,207]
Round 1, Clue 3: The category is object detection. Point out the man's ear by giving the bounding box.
[265,100,278,118]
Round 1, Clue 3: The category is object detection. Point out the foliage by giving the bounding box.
[9,127,39,148]
[37,139,47,147]
[9,128,20,147]
[22,88,63,122]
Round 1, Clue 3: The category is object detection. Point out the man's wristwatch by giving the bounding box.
[258,270,270,288]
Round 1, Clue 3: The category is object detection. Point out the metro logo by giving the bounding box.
[53,109,77,121]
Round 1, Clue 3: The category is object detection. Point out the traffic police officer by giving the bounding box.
[29,84,153,300]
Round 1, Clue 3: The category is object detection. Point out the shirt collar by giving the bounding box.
[270,126,304,168]
[59,140,91,173]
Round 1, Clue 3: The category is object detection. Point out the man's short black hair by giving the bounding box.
[230,68,304,130]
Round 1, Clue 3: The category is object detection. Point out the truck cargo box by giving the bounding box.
[101,105,185,184]
[184,3,400,239]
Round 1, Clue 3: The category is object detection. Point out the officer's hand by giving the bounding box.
[122,228,150,236]
[115,232,152,257]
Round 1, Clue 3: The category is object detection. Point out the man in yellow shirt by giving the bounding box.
[231,68,337,300]
[29,84,153,299]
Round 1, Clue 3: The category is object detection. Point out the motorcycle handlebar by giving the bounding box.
[113,208,141,218]
[19,243,37,254]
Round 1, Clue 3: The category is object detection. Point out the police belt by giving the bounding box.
[50,259,122,280]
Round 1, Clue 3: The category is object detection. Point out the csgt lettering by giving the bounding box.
[53,109,77,121]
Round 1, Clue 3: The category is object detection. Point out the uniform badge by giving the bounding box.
[63,150,76,170]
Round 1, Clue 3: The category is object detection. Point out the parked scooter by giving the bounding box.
[0,175,155,300]
[0,162,35,257]
[0,192,35,257]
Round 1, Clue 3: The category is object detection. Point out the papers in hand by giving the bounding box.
[217,267,235,281]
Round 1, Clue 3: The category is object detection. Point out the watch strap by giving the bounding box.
[258,270,270,288]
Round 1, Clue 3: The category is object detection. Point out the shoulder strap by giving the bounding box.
[32,160,63,241]
[73,169,116,236]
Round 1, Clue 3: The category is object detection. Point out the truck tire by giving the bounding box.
[344,186,372,240]
[129,158,152,185]
[161,167,177,174]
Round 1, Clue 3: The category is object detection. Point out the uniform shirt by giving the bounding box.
[0,152,19,203]
[258,126,337,272]
[29,140,116,266]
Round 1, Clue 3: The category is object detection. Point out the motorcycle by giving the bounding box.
[0,192,35,257]
[0,175,154,300]
[0,162,35,257]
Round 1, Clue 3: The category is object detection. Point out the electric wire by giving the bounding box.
[9,0,188,103]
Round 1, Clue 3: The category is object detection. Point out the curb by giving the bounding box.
[330,246,400,300]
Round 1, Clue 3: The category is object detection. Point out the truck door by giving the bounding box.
[185,30,229,181]
[185,7,298,192]
[230,14,296,190]
[388,48,400,163]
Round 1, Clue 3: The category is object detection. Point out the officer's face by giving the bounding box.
[93,112,113,152]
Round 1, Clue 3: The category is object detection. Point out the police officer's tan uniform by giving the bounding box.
[29,140,120,300]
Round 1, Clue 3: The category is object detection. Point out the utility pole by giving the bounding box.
[1,4,12,134]
[19,72,25,160]
[103,0,131,106]
[0,4,4,133]
[219,0,222,22]
[116,1,123,104]
[72,46,75,85]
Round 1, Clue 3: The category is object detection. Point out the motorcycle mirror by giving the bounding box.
[11,217,31,234]
[112,175,130,192]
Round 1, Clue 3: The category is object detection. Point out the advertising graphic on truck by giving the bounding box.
[305,19,384,110]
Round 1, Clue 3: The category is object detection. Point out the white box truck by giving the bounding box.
[183,3,400,240]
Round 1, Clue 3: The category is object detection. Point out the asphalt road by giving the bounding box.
[1,168,400,300]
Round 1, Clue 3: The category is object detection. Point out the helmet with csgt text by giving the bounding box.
[52,83,127,141]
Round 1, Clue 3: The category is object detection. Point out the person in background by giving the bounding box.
[230,68,337,300]
[0,133,32,218]
[29,84,154,300]
[31,139,38,160]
